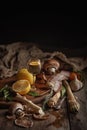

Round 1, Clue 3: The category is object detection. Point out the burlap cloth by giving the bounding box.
[0,42,87,78]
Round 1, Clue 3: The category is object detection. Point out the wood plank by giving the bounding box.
[69,70,87,130]
[0,106,70,130]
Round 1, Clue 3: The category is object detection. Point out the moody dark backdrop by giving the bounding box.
[0,10,87,53]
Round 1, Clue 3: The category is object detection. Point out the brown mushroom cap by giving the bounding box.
[43,59,60,74]
[15,116,33,128]
[33,113,49,120]
[8,102,24,115]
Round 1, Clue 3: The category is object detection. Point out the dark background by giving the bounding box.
[0,9,87,52]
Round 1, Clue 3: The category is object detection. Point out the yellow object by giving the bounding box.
[12,79,31,95]
[29,60,41,65]
[17,68,36,85]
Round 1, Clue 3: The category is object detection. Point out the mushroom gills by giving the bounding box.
[15,115,33,128]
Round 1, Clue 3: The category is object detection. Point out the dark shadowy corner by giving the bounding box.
[0,8,87,56]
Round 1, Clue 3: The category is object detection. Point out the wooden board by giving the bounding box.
[0,70,87,130]
[0,107,70,130]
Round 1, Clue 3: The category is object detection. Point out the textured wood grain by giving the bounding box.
[0,108,70,130]
[69,70,87,130]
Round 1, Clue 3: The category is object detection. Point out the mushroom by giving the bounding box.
[14,93,45,115]
[6,102,25,119]
[33,113,49,120]
[15,115,33,128]
[43,59,60,75]
[6,102,34,128]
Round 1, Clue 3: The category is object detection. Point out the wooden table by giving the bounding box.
[0,70,87,130]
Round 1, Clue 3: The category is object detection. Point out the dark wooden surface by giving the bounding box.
[0,109,70,130]
[0,70,87,130]
[69,69,87,130]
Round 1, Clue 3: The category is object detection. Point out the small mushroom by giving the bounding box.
[43,59,60,75]
[7,102,25,119]
[15,115,33,128]
[6,102,34,128]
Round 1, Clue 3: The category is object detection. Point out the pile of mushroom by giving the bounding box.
[6,93,49,128]
[6,102,33,128]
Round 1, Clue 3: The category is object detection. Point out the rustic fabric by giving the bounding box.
[0,42,87,78]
